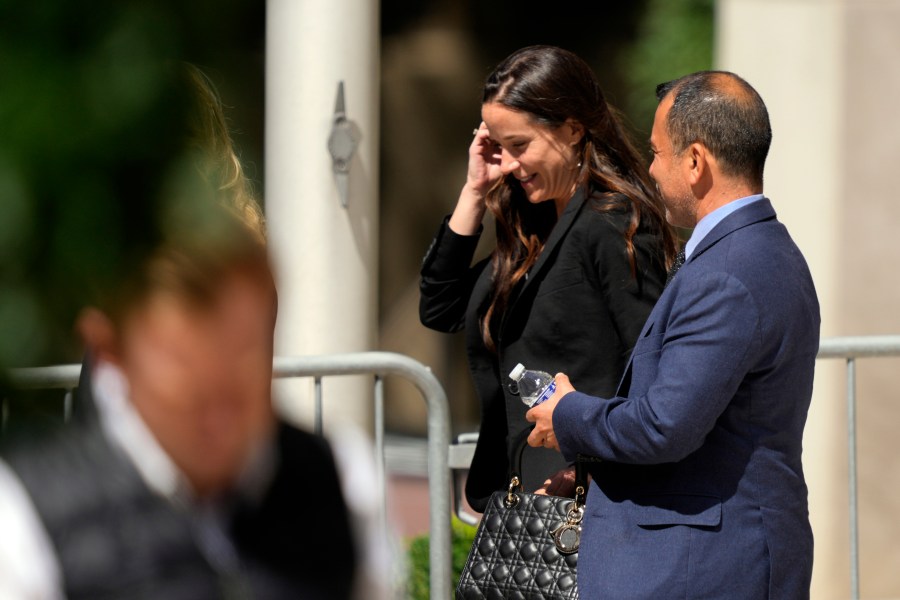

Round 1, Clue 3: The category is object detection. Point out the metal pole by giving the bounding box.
[274,352,452,599]
[314,376,324,436]
[847,357,859,600]
[374,375,387,537]
[63,389,73,423]
[819,335,900,359]
[6,364,82,389]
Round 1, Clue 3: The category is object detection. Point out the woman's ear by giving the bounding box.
[75,307,121,365]
[565,119,585,145]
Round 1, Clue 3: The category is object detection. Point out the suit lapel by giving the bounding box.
[615,198,777,397]
[504,186,589,319]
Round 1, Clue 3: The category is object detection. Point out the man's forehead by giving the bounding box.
[133,277,271,324]
[657,95,675,121]
[651,96,674,140]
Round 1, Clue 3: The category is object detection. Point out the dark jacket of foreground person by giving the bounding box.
[3,370,356,600]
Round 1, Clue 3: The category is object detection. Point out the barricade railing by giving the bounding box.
[8,337,900,599]
[5,352,453,600]
[817,335,900,600]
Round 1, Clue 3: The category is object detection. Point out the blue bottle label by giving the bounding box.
[531,380,557,407]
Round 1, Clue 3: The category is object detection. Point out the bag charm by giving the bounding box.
[551,485,585,554]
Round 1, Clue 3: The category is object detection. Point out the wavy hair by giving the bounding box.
[185,64,266,242]
[97,65,271,324]
[480,45,676,352]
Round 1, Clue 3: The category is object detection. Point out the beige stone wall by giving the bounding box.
[843,3,900,597]
[719,0,900,597]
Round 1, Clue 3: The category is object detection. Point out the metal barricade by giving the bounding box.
[10,337,900,599]
[6,352,453,600]
[817,335,900,600]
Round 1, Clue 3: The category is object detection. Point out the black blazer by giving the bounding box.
[420,186,666,511]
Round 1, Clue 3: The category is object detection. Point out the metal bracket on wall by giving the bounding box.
[327,81,361,208]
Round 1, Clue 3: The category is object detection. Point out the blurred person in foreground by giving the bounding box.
[419,45,675,512]
[526,71,820,598]
[68,63,266,426]
[0,69,357,599]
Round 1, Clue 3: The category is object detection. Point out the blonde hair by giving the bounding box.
[97,65,273,324]
[185,64,266,242]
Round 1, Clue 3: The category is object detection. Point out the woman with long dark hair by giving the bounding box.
[420,46,675,512]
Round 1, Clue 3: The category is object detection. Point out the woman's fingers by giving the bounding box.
[466,123,502,193]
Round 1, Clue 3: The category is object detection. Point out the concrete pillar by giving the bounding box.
[716,1,847,597]
[265,0,379,428]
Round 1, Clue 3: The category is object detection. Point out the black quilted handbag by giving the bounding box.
[456,432,589,600]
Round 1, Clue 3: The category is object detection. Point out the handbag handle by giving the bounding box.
[506,425,598,509]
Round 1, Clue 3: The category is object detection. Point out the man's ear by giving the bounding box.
[75,307,121,365]
[685,142,708,186]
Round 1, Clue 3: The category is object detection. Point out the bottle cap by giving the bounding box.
[509,363,525,381]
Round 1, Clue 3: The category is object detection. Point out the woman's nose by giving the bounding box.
[499,150,519,175]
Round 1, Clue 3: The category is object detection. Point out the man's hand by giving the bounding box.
[526,373,575,451]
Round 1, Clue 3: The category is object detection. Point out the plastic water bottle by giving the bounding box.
[509,363,557,407]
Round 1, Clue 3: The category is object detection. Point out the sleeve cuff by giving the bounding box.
[553,390,604,463]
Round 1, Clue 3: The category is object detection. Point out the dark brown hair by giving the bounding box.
[480,45,676,351]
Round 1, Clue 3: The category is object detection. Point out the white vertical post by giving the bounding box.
[265,0,380,428]
[716,1,846,597]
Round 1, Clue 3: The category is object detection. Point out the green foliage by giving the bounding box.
[619,0,715,137]
[0,3,181,367]
[0,1,262,370]
[406,516,478,599]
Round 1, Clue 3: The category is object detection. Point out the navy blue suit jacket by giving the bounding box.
[554,198,820,599]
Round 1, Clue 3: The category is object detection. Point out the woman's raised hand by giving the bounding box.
[449,122,502,235]
[466,122,503,195]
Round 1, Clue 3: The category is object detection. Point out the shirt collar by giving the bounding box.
[91,360,275,508]
[685,194,765,259]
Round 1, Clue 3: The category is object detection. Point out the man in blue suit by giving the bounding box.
[526,71,820,599]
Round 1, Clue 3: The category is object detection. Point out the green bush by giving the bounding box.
[407,516,478,599]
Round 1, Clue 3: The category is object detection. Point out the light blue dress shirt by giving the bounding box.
[684,194,766,259]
